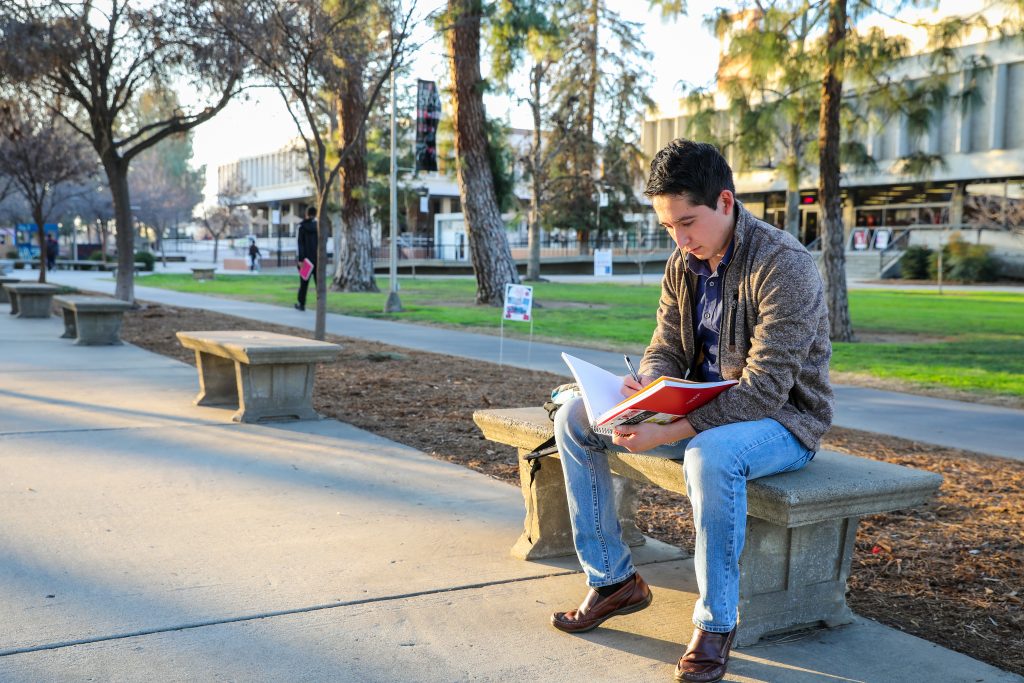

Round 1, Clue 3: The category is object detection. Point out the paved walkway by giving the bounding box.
[40,268,1024,462]
[1,295,1021,681]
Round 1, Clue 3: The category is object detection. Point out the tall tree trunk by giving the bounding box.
[785,185,801,241]
[104,156,136,304]
[33,207,47,284]
[818,0,854,341]
[576,0,601,253]
[333,54,379,293]
[447,0,520,305]
[526,64,544,281]
[785,130,802,241]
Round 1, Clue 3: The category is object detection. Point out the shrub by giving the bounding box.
[88,251,104,260]
[928,234,999,283]
[900,245,932,280]
[133,251,155,271]
[5,249,16,259]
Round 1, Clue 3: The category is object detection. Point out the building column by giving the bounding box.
[927,106,943,155]
[897,114,910,158]
[990,62,1008,150]
[956,72,971,154]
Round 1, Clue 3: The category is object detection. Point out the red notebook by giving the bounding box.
[562,353,737,436]
[299,258,314,281]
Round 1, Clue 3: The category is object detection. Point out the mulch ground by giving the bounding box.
[119,302,1023,675]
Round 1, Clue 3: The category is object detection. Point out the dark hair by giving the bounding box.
[643,139,735,209]
[306,206,317,218]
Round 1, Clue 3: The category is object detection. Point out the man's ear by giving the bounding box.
[718,190,735,215]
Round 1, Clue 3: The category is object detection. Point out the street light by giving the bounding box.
[384,28,403,314]
[272,201,282,267]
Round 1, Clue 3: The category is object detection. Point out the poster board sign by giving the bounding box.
[503,283,533,322]
[594,248,613,276]
[852,228,869,250]
[873,229,891,250]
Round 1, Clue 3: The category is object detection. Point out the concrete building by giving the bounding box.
[642,35,1024,276]
[216,130,533,264]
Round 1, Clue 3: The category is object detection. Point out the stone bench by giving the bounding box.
[4,282,60,318]
[54,295,134,345]
[0,277,20,303]
[191,267,216,281]
[176,330,342,423]
[473,407,943,647]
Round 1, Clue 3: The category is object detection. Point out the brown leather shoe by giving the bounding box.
[550,573,653,634]
[674,626,736,682]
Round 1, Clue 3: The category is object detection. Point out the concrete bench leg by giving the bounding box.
[60,308,77,339]
[735,515,857,647]
[74,312,126,345]
[9,292,19,316]
[192,350,239,407]
[233,362,320,423]
[15,294,53,318]
[510,450,645,561]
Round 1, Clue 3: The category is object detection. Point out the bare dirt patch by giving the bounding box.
[851,332,952,344]
[120,302,1023,676]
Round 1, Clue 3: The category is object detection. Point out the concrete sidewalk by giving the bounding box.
[1,285,1021,681]
[42,269,1024,462]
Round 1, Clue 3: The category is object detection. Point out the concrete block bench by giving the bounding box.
[54,295,134,345]
[4,282,59,318]
[191,267,216,281]
[0,277,20,303]
[176,330,341,423]
[473,407,943,647]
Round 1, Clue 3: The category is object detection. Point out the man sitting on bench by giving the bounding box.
[548,139,834,683]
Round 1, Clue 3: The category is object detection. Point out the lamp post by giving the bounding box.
[384,31,403,313]
[272,201,282,267]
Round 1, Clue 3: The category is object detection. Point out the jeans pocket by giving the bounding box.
[779,449,815,473]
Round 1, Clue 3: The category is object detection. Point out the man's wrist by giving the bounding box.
[668,417,696,441]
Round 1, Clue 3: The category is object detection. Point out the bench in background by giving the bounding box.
[191,267,216,281]
[3,282,60,318]
[474,407,942,647]
[54,295,134,345]
[176,330,341,423]
[0,277,20,303]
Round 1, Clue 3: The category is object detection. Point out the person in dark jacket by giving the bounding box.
[248,238,261,271]
[295,207,318,311]
[46,234,59,270]
[548,140,833,683]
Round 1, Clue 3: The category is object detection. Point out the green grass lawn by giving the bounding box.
[139,273,1024,401]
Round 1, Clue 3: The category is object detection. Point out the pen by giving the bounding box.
[624,355,641,384]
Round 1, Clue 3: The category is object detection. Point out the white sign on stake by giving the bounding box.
[594,248,613,276]
[502,283,533,321]
[499,283,535,366]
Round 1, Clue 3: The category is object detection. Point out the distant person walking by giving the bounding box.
[248,238,261,271]
[294,207,318,311]
[45,234,58,270]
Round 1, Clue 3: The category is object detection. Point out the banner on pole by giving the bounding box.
[415,80,442,173]
[503,283,534,322]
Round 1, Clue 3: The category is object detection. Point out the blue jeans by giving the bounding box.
[553,396,815,633]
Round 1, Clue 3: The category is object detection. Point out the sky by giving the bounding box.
[189,0,725,202]
[188,0,991,203]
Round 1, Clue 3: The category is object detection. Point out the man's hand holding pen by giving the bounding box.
[621,355,652,397]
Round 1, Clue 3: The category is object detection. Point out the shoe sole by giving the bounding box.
[551,591,653,634]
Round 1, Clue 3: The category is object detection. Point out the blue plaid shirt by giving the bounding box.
[687,240,734,382]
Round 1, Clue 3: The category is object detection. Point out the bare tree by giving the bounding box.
[0,99,95,282]
[200,173,250,263]
[0,0,246,302]
[214,0,413,338]
[445,0,520,304]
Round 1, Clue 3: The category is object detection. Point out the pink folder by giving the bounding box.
[299,258,314,281]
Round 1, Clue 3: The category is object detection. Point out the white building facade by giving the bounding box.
[642,37,1024,262]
